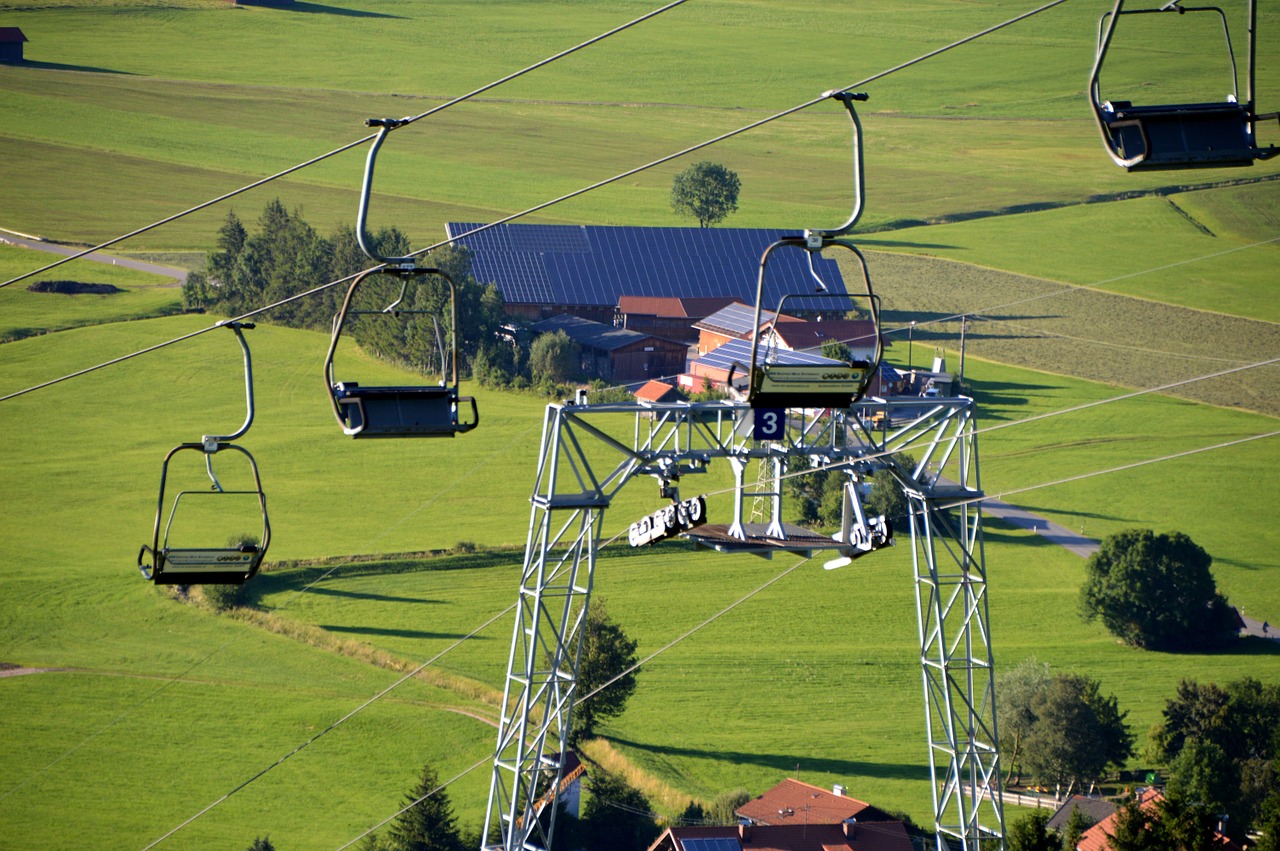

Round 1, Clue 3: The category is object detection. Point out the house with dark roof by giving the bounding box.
[762,318,884,362]
[1045,794,1116,835]
[531,314,688,384]
[0,27,28,63]
[1075,789,1243,851]
[446,223,849,324]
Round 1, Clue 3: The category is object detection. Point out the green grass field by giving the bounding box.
[1,0,1278,847]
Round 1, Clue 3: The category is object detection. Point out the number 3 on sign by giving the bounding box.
[754,408,785,440]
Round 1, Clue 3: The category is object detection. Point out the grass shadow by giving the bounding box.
[287,2,405,17]
[10,60,138,75]
[608,736,928,783]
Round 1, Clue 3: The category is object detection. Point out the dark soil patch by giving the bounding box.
[26,280,124,295]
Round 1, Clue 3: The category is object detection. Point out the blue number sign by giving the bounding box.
[753,408,786,440]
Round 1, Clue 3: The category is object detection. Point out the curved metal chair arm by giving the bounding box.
[201,321,256,453]
[357,117,418,267]
[805,90,869,245]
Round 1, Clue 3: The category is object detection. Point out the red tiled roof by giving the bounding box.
[736,779,894,826]
[635,380,679,402]
[619,296,737,318]
[652,820,912,851]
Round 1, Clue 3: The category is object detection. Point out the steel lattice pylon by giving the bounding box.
[482,396,1004,851]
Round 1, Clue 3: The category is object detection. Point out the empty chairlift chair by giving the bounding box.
[138,322,271,585]
[735,91,884,411]
[1089,0,1278,170]
[323,117,478,438]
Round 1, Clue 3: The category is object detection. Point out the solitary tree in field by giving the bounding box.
[569,598,639,745]
[1079,529,1236,651]
[670,161,740,227]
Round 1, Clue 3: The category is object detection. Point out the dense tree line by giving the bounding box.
[182,202,506,379]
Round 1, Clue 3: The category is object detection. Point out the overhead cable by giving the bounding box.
[0,0,696,291]
[0,0,1076,404]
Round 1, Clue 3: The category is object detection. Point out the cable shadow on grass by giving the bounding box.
[320,624,491,641]
[304,586,445,605]
[608,737,927,783]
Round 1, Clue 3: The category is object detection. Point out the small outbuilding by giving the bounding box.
[532,314,688,384]
[0,28,29,63]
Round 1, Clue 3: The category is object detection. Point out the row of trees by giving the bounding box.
[181,202,509,380]
[1002,670,1280,849]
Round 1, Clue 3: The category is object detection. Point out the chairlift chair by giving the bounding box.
[735,91,884,410]
[1089,0,1278,170]
[323,117,479,438]
[138,323,271,585]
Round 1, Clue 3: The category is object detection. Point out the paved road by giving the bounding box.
[0,231,187,284]
[982,495,1276,639]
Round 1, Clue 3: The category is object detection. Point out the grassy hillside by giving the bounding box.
[1,0,1278,847]
[1,316,1277,845]
[2,0,1276,250]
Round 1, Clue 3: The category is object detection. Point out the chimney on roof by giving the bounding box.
[833,783,846,796]
[738,820,752,841]
[842,817,857,839]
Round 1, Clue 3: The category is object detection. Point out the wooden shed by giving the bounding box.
[0,28,28,63]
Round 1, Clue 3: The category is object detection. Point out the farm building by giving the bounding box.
[446,223,850,323]
[692,301,793,356]
[616,295,736,344]
[0,28,28,63]
[531,314,688,384]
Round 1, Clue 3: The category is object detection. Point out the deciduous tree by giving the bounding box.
[670,161,740,228]
[996,657,1051,785]
[1079,529,1236,651]
[1021,672,1133,794]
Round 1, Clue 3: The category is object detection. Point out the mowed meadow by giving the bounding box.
[1,0,1278,848]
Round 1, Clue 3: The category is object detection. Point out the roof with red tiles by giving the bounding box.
[635,380,680,402]
[618,296,737,318]
[650,819,912,851]
[736,779,895,827]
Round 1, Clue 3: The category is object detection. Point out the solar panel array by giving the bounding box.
[695,302,783,337]
[680,838,743,851]
[446,223,851,310]
[694,337,845,372]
